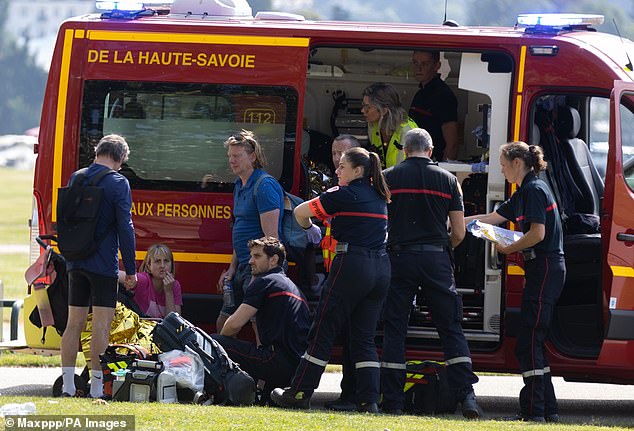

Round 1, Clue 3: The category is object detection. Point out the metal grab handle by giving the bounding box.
[616,233,634,242]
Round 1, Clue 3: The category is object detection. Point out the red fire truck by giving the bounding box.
[25,0,634,384]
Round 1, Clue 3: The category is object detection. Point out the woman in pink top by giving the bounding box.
[120,244,182,318]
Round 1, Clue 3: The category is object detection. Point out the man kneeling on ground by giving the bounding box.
[212,237,311,403]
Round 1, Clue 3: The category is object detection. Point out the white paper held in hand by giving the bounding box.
[467,220,524,247]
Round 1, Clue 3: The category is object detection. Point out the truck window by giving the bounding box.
[589,97,609,179]
[620,101,634,191]
[79,81,298,192]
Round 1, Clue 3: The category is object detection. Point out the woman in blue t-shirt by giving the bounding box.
[216,130,284,333]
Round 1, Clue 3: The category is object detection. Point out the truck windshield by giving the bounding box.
[79,81,298,192]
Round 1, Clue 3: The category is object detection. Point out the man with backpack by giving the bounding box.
[60,134,137,399]
[212,236,311,404]
[215,129,320,333]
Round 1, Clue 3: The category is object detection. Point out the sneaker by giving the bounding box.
[499,413,545,422]
[461,391,483,419]
[324,397,356,412]
[545,413,560,423]
[270,387,311,410]
[357,402,379,413]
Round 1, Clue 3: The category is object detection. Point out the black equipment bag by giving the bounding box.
[453,174,487,290]
[403,360,457,414]
[56,167,115,260]
[452,232,485,290]
[100,344,151,399]
[113,359,163,402]
[151,312,255,405]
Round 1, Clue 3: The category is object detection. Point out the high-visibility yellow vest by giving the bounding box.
[369,118,417,168]
[321,222,337,272]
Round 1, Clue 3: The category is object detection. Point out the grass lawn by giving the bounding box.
[0,396,621,431]
[0,167,32,301]
[0,351,87,367]
[0,167,32,245]
[0,252,29,300]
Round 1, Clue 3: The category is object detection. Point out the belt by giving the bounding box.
[334,242,385,255]
[387,244,448,253]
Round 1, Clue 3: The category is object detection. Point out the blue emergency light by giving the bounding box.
[517,13,604,28]
[96,0,173,12]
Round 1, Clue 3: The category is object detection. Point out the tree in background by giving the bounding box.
[331,5,350,21]
[0,0,47,135]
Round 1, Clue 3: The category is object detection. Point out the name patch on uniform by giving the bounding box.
[326,186,340,193]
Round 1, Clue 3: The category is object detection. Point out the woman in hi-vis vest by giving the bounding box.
[362,82,418,169]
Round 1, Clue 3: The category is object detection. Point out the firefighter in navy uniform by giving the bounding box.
[271,147,391,413]
[466,141,565,423]
[380,128,482,418]
[212,237,311,404]
[322,134,362,412]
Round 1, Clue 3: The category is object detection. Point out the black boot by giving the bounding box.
[357,402,379,413]
[461,390,483,419]
[270,387,311,410]
[545,413,559,423]
[324,397,356,411]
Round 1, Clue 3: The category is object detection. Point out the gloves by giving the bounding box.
[471,161,488,173]
[304,224,323,246]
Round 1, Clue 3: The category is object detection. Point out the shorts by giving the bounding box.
[68,269,119,308]
[219,262,252,317]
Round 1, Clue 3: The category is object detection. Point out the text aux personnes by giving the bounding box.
[132,201,231,219]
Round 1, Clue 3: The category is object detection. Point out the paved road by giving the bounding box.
[1,367,633,426]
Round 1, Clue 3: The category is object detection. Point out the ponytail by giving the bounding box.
[368,152,391,202]
[528,145,547,172]
[500,141,547,173]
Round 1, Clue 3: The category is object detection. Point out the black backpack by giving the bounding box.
[403,360,457,414]
[151,312,256,405]
[252,174,309,264]
[56,168,115,260]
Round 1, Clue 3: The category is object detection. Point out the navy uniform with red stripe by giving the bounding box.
[496,172,565,419]
[286,178,391,406]
[381,156,479,412]
[212,267,311,400]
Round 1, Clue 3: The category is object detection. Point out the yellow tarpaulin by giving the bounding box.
[80,303,158,368]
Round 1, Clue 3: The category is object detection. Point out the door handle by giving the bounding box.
[616,233,634,242]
